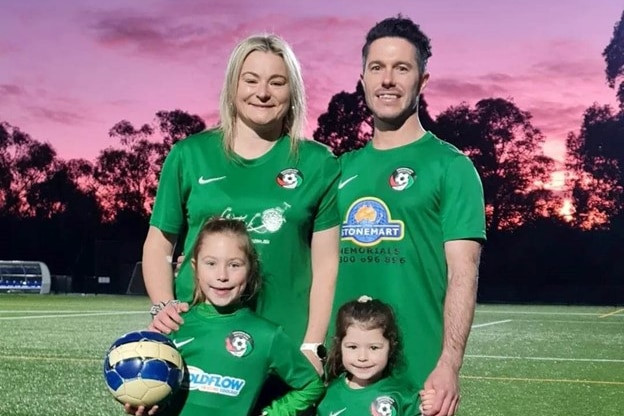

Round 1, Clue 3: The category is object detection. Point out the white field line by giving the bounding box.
[600,308,624,318]
[471,319,511,329]
[465,354,624,363]
[461,375,624,386]
[1,354,101,363]
[513,318,624,325]
[0,311,145,320]
[476,310,623,317]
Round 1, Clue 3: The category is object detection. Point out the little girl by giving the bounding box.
[317,296,434,416]
[126,217,324,416]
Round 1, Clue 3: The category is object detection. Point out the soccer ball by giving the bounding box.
[103,330,185,407]
[394,172,411,186]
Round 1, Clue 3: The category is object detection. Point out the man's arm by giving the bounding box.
[142,226,188,334]
[423,239,481,416]
[301,226,339,374]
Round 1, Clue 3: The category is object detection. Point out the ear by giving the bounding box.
[359,73,365,89]
[418,72,430,94]
[190,258,196,272]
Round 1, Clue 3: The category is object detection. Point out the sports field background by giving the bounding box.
[1,294,622,416]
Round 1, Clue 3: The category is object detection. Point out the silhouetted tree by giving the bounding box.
[565,105,623,228]
[155,109,206,147]
[603,9,624,107]
[313,82,372,156]
[95,110,206,220]
[0,121,59,216]
[434,98,555,232]
[565,11,624,229]
[313,82,435,156]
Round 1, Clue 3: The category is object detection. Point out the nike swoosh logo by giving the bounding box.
[173,338,195,348]
[329,409,346,416]
[198,176,226,185]
[338,175,358,189]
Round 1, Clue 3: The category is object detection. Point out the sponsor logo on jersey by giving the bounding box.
[225,331,253,357]
[389,167,415,191]
[220,202,290,241]
[186,365,246,396]
[341,197,404,247]
[370,396,397,416]
[276,168,303,189]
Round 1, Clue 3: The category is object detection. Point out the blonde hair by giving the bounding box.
[218,33,306,154]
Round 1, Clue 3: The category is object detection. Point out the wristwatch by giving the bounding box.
[300,342,327,361]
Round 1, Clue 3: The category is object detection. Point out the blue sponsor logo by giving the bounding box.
[187,366,245,396]
[341,198,404,246]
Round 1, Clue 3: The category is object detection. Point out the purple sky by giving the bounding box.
[1,0,620,165]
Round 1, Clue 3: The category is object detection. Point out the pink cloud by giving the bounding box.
[0,84,26,96]
[27,106,87,125]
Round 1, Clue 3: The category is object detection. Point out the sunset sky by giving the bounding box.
[1,0,620,165]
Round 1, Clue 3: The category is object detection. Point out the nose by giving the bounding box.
[217,265,228,282]
[256,82,270,101]
[381,68,395,88]
[357,349,369,362]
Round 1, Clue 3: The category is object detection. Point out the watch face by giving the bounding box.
[316,344,327,360]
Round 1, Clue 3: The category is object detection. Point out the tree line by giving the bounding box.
[1,11,622,303]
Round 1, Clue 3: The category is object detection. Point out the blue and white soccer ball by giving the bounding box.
[103,330,185,407]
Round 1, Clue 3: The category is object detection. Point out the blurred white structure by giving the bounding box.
[0,260,51,294]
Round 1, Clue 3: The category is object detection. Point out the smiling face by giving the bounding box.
[191,231,249,307]
[234,51,291,135]
[341,324,390,388]
[361,37,429,126]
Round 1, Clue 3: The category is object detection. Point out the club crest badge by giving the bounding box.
[276,168,303,189]
[225,331,253,358]
[389,167,415,191]
[370,396,397,416]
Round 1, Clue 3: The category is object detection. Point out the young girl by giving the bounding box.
[126,217,324,416]
[317,296,434,416]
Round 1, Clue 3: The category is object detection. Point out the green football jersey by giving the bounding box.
[332,132,486,389]
[317,374,419,416]
[165,303,324,416]
[150,129,340,342]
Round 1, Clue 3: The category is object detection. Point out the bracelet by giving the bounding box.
[300,342,327,361]
[149,300,180,318]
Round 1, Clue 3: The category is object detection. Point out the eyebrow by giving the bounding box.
[240,71,288,80]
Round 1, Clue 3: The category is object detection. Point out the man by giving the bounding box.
[332,15,486,416]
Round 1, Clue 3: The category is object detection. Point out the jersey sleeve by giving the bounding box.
[261,327,325,415]
[440,155,486,242]
[149,144,187,234]
[313,152,340,233]
[401,391,422,415]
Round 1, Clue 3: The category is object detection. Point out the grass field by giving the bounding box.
[0,294,622,416]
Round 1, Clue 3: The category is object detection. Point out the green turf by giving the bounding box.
[0,294,622,415]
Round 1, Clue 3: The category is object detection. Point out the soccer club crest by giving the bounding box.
[276,168,303,189]
[388,167,415,191]
[225,331,253,358]
[370,396,398,416]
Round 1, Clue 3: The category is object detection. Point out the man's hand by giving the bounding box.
[421,363,460,416]
[148,301,189,334]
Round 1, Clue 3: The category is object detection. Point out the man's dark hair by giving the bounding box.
[362,14,432,75]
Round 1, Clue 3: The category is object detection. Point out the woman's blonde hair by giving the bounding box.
[218,33,306,154]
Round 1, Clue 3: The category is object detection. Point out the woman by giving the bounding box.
[141,33,339,374]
